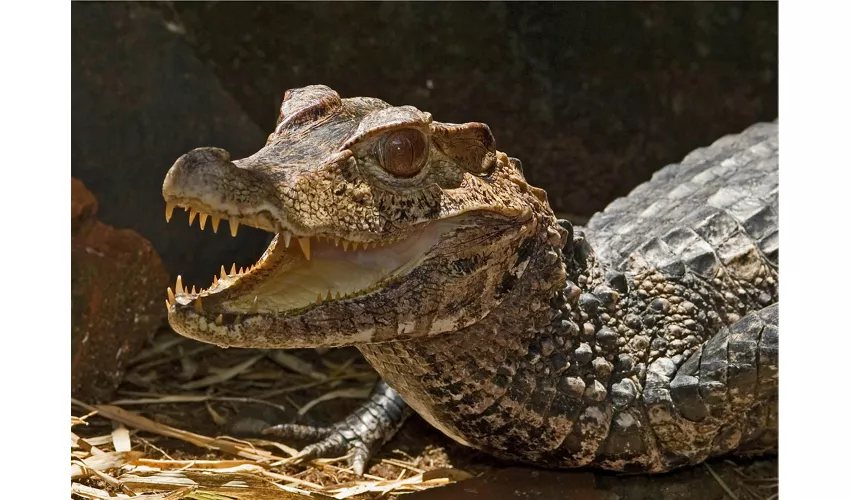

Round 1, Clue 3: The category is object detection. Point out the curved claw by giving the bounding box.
[262,380,410,475]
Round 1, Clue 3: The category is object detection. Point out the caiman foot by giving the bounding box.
[263,380,409,475]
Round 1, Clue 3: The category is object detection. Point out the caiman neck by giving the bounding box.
[467,218,620,347]
[357,217,623,453]
[553,221,626,332]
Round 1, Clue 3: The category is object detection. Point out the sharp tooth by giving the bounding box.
[165,299,170,310]
[191,285,197,295]
[167,287,175,304]
[239,267,245,275]
[215,314,223,326]
[249,296,259,313]
[188,209,198,226]
[335,291,341,299]
[220,266,227,280]
[194,297,203,313]
[298,237,311,260]
[315,293,323,305]
[334,238,340,247]
[326,290,333,301]
[211,216,221,233]
[342,240,349,251]
[230,219,239,237]
[176,275,184,294]
[213,275,219,284]
[199,213,208,230]
[230,263,237,276]
[165,203,175,222]
[352,241,360,251]
[283,231,292,248]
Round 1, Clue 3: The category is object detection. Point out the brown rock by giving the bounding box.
[71,178,169,402]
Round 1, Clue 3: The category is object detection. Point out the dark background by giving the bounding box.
[72,1,777,285]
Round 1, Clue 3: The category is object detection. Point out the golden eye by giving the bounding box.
[379,129,428,178]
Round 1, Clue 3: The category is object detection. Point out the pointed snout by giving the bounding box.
[163,147,233,200]
[162,147,276,212]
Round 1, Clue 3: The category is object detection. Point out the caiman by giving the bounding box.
[162,85,778,475]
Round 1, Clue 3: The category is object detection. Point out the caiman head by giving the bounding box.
[163,85,566,348]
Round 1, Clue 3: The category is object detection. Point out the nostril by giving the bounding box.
[162,147,227,199]
[180,147,232,170]
[164,147,235,194]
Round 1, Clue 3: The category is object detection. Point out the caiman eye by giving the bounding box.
[379,129,428,178]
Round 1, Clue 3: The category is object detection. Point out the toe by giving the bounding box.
[348,442,371,476]
[298,432,348,462]
[262,423,333,441]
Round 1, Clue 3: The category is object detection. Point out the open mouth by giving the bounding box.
[163,201,452,320]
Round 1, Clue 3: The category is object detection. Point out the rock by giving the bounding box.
[72,3,270,286]
[71,178,169,402]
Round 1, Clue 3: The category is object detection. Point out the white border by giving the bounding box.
[3,1,846,498]
[780,0,850,496]
[0,1,70,498]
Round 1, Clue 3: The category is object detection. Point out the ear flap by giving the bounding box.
[431,122,496,175]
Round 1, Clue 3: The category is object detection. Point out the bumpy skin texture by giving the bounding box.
[163,85,546,349]
[361,122,778,471]
[162,86,778,474]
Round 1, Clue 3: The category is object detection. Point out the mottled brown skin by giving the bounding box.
[163,86,778,473]
[163,85,552,347]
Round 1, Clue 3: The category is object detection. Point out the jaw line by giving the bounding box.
[168,217,474,320]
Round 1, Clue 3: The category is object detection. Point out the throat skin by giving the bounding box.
[360,220,697,471]
[358,218,614,466]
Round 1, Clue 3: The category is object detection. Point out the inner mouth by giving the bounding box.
[163,201,451,318]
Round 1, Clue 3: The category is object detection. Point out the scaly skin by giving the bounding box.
[162,85,778,474]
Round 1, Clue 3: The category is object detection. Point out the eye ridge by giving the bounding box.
[379,129,428,178]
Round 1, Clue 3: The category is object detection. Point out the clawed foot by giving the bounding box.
[263,380,409,475]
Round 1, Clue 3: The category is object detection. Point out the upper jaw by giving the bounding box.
[163,197,279,236]
[162,188,450,326]
[162,147,284,232]
[162,147,387,243]
[161,146,433,321]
